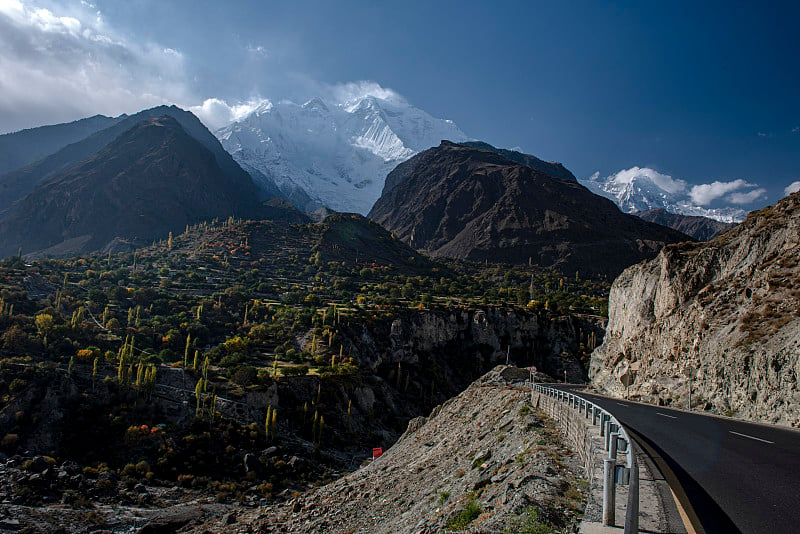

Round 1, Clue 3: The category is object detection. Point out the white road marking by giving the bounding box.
[616,402,627,406]
[656,413,678,419]
[729,431,774,444]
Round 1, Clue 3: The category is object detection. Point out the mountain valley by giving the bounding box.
[0,97,795,534]
[0,210,607,531]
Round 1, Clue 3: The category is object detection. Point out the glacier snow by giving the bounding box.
[215,94,468,215]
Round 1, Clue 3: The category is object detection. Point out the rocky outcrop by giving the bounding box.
[590,192,800,427]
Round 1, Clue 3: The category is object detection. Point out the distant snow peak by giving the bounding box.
[582,167,749,223]
[216,91,467,214]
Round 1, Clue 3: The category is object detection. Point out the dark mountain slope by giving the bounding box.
[0,105,250,214]
[369,141,690,277]
[0,116,266,257]
[0,114,122,176]
[461,141,577,182]
[633,208,737,241]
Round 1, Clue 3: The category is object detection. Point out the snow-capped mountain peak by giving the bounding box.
[581,168,747,223]
[216,93,467,214]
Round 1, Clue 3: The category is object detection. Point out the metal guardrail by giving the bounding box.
[534,384,640,533]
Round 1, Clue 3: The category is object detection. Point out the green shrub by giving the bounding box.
[504,506,551,533]
[282,364,310,376]
[446,493,481,530]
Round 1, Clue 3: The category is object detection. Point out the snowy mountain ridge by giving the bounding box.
[581,168,748,223]
[215,94,468,214]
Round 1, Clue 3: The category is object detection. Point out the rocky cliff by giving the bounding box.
[2,306,602,464]
[209,306,604,448]
[590,192,800,427]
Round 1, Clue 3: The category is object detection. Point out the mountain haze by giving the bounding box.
[0,114,123,176]
[369,141,691,276]
[634,208,737,241]
[0,116,267,257]
[0,105,249,215]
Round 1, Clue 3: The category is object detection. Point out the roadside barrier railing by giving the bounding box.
[533,384,639,533]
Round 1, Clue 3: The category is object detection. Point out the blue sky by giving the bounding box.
[1,0,798,206]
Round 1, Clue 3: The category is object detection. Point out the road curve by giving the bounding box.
[551,385,800,534]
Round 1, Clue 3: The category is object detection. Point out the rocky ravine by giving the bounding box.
[189,366,587,533]
[591,191,800,427]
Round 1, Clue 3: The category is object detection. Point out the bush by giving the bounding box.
[231,366,257,386]
[504,506,551,534]
[8,378,26,395]
[282,364,309,377]
[446,493,481,531]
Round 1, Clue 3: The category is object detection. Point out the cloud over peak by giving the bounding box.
[688,179,764,205]
[599,166,688,195]
[189,81,412,131]
[189,97,271,131]
[327,81,406,106]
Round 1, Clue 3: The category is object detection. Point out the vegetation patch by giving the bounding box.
[446,492,482,531]
[504,506,552,534]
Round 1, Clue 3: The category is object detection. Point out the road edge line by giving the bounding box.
[626,427,703,534]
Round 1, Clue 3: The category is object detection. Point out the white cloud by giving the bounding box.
[0,0,192,133]
[792,126,799,134]
[785,181,800,196]
[728,188,766,204]
[757,132,768,137]
[189,97,270,131]
[326,81,406,106]
[604,166,688,195]
[689,179,755,205]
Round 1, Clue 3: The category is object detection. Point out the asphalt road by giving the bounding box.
[552,385,800,534]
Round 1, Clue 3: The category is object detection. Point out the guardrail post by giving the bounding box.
[592,406,599,425]
[625,450,639,534]
[603,457,616,526]
[609,432,618,460]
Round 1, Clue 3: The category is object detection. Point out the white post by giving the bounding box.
[625,450,640,534]
[603,458,616,526]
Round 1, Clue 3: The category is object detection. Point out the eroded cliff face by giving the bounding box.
[3,307,603,462]
[251,307,603,448]
[590,192,800,427]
